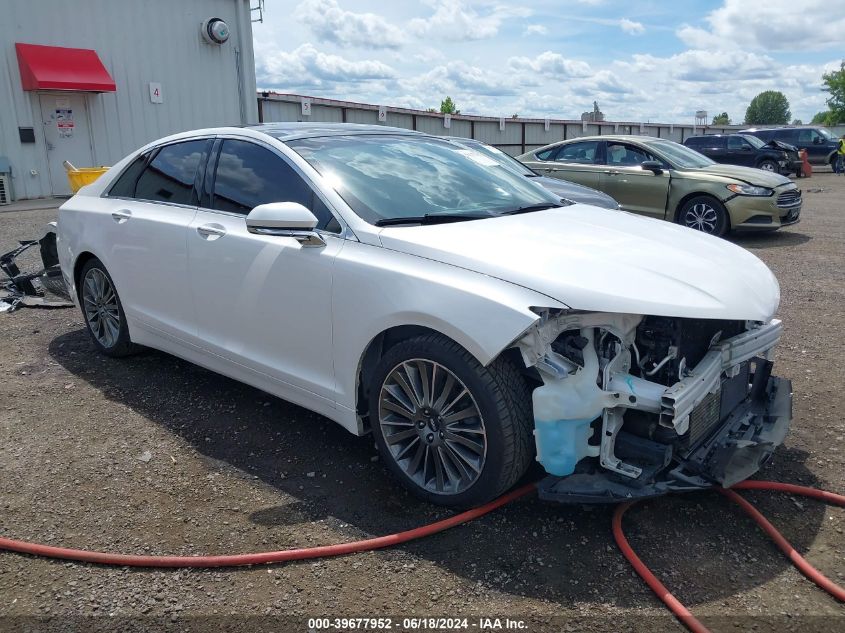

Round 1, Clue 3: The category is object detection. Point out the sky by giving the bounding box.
[252,0,845,124]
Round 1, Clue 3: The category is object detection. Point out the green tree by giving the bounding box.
[744,91,791,125]
[712,112,731,125]
[439,96,459,115]
[822,61,845,123]
[791,119,803,125]
[811,110,841,125]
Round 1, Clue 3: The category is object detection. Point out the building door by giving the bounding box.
[39,93,94,196]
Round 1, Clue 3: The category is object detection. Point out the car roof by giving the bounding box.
[246,122,425,141]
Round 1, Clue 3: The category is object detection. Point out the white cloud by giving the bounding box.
[409,1,532,41]
[294,0,405,49]
[619,18,644,35]
[523,24,548,37]
[676,0,845,51]
[507,51,593,78]
[258,43,396,90]
[403,60,530,97]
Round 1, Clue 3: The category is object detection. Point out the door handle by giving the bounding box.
[111,209,132,223]
[606,170,621,176]
[196,224,226,240]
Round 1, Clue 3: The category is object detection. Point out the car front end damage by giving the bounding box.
[724,181,802,231]
[516,310,792,503]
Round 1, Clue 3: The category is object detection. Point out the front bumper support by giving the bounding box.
[538,372,793,504]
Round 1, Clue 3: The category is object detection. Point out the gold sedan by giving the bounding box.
[518,135,801,236]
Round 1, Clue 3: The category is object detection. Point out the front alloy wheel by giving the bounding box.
[379,359,487,496]
[369,334,534,508]
[678,196,729,236]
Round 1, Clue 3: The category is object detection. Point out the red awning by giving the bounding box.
[15,43,116,92]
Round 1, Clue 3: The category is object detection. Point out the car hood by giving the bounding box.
[378,205,779,321]
[686,164,791,188]
[531,176,620,210]
[765,140,797,153]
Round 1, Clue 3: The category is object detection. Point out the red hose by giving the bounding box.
[0,483,537,568]
[613,480,845,633]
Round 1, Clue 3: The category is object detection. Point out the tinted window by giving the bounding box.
[535,147,558,161]
[134,140,208,205]
[727,136,751,150]
[688,136,724,149]
[556,141,600,164]
[606,142,656,166]
[108,154,149,198]
[211,139,339,231]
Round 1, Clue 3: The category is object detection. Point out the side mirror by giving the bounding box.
[641,160,664,174]
[245,202,325,247]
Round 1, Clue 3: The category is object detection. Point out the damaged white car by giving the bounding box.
[53,124,792,507]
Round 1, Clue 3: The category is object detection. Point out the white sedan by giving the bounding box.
[55,123,792,507]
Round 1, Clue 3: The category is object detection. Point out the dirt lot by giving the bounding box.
[1,175,843,633]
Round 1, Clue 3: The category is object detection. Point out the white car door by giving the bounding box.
[102,138,211,338]
[186,138,344,403]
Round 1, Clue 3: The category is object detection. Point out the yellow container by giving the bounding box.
[64,165,110,193]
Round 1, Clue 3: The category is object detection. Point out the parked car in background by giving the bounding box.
[683,134,801,176]
[518,135,801,236]
[744,127,839,168]
[52,123,792,507]
[448,138,620,209]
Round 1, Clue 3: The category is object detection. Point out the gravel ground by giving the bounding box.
[1,175,843,633]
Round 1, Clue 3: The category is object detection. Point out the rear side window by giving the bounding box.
[685,137,705,147]
[556,141,600,164]
[535,146,559,161]
[134,140,208,205]
[211,139,340,232]
[108,154,149,198]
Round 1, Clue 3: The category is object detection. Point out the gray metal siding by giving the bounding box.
[0,0,257,200]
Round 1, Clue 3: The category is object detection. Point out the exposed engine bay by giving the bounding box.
[516,309,792,503]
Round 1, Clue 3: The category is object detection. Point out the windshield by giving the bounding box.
[740,134,766,148]
[818,128,836,141]
[451,141,535,176]
[646,140,717,169]
[286,135,560,224]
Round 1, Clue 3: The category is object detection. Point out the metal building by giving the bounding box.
[0,0,259,201]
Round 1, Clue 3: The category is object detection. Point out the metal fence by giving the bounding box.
[258,92,839,156]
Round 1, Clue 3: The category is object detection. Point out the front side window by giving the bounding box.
[134,140,208,205]
[606,142,655,167]
[727,136,751,150]
[555,141,600,164]
[286,135,560,225]
[211,139,340,231]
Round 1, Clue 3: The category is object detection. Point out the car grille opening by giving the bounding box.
[776,190,801,208]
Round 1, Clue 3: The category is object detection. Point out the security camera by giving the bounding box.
[201,17,230,45]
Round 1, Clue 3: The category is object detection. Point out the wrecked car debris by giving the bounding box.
[1,223,72,313]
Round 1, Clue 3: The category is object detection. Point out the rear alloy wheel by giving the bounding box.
[79,258,137,357]
[370,334,534,508]
[758,159,778,173]
[678,196,729,236]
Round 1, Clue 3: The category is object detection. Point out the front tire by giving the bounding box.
[677,195,729,236]
[757,159,778,173]
[369,334,534,508]
[78,258,137,357]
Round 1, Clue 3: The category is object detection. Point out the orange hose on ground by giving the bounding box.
[613,480,845,633]
[720,483,845,602]
[0,483,537,568]
[612,501,711,633]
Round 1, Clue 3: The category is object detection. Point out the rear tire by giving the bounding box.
[78,258,137,357]
[677,195,729,236]
[369,334,534,508]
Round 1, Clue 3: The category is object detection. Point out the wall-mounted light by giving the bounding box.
[201,17,230,45]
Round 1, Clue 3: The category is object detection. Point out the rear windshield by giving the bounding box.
[286,135,559,224]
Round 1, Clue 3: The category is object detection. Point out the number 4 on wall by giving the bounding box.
[149,82,163,104]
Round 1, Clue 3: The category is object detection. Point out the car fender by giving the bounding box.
[330,240,567,414]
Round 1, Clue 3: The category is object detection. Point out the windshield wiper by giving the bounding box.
[498,203,561,216]
[374,212,493,227]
